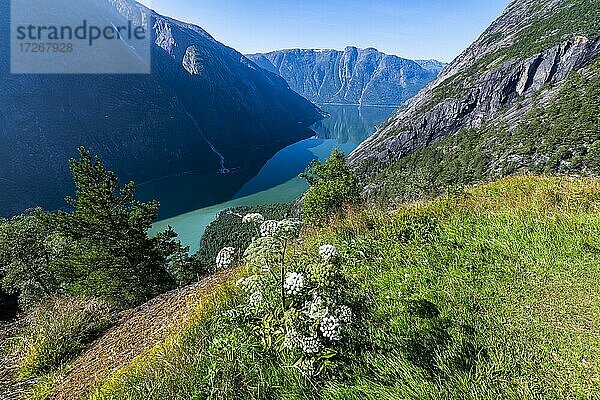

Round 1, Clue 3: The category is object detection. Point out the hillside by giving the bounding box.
[247,47,445,106]
[6,176,598,399]
[0,0,322,217]
[349,0,600,202]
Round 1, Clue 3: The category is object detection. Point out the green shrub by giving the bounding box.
[195,203,292,271]
[301,149,360,223]
[15,296,113,378]
[0,209,63,310]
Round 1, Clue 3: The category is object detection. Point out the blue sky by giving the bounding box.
[139,0,510,62]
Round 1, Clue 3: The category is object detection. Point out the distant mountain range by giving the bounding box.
[247,47,446,106]
[0,0,322,217]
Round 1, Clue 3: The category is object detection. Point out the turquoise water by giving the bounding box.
[149,105,395,253]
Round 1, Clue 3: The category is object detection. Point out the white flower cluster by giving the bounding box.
[320,315,342,341]
[284,272,305,296]
[243,236,282,270]
[305,295,328,320]
[319,244,338,262]
[237,275,267,309]
[283,328,301,350]
[248,291,263,308]
[300,334,322,354]
[242,213,265,224]
[236,274,265,294]
[274,218,303,240]
[216,247,236,269]
[260,220,280,237]
[336,305,353,324]
[298,359,315,377]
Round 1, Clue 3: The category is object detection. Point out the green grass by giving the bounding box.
[88,176,600,399]
[13,297,113,379]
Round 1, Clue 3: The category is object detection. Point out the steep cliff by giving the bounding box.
[247,47,445,107]
[349,0,600,202]
[0,0,322,217]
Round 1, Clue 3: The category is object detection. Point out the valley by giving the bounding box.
[145,104,396,252]
[1,0,600,399]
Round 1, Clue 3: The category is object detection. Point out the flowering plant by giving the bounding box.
[218,213,353,378]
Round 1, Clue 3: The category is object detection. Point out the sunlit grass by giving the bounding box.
[91,176,600,399]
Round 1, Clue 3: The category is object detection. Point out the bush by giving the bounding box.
[0,209,66,310]
[234,216,355,378]
[300,149,360,223]
[14,296,113,378]
[195,204,292,271]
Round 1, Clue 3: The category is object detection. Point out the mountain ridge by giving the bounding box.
[349,0,600,201]
[247,47,446,107]
[0,0,322,217]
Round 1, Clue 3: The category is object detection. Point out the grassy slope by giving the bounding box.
[85,176,599,399]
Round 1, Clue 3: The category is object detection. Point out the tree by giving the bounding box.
[51,147,182,307]
[300,149,360,223]
[0,209,64,310]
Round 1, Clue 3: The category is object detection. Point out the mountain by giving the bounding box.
[246,47,445,106]
[0,0,322,218]
[349,0,600,202]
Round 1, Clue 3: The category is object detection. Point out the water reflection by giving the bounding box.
[312,104,396,144]
[149,104,396,251]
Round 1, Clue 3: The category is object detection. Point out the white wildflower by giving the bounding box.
[260,220,279,237]
[320,315,342,341]
[319,244,338,262]
[298,359,316,377]
[283,328,301,350]
[274,218,303,240]
[242,213,265,224]
[336,305,353,325]
[284,272,305,296]
[244,236,282,269]
[236,274,265,294]
[249,291,263,308]
[216,247,235,269]
[305,295,328,320]
[300,334,322,354]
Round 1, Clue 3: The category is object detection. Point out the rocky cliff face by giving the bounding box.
[349,0,600,196]
[0,0,322,217]
[247,48,445,107]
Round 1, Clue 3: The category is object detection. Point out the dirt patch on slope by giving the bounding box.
[51,269,236,400]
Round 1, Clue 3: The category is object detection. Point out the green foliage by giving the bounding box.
[365,56,600,204]
[300,149,360,223]
[195,204,292,271]
[0,147,191,311]
[0,209,63,310]
[13,297,113,378]
[50,148,180,307]
[89,176,600,399]
[236,218,354,378]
